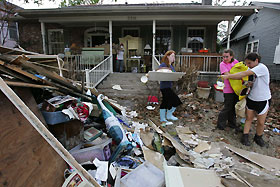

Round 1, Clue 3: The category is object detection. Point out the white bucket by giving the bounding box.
[197,86,211,99]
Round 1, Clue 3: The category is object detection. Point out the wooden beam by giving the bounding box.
[4,81,58,90]
[0,77,101,187]
[0,55,81,93]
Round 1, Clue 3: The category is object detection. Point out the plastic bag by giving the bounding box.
[235,98,246,118]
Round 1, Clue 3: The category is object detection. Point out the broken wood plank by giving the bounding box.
[0,60,42,81]
[0,45,38,55]
[0,55,81,93]
[226,145,280,171]
[0,65,33,83]
[0,77,101,187]
[4,81,58,90]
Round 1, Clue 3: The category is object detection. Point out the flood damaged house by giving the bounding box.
[14,1,260,87]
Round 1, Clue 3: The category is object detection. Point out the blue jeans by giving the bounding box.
[116,60,124,72]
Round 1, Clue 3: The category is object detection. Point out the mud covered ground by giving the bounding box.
[129,81,280,159]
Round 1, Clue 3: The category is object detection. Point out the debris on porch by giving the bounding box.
[1,46,280,187]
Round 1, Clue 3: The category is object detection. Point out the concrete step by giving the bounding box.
[96,73,159,105]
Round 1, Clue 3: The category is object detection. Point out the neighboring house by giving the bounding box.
[222,1,280,80]
[14,1,258,75]
[0,1,22,48]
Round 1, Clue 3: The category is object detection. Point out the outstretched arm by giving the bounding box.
[221,70,255,80]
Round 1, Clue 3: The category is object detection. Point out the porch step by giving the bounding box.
[96,73,159,109]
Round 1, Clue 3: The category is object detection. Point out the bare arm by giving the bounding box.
[221,70,255,80]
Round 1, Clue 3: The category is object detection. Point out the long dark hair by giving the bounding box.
[161,50,176,67]
[223,48,235,63]
[245,52,261,62]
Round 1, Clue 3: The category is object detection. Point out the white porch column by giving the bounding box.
[40,22,47,54]
[109,20,113,73]
[152,20,156,70]
[226,20,232,49]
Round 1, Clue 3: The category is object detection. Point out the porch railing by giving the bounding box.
[85,55,111,88]
[152,55,160,70]
[155,54,222,73]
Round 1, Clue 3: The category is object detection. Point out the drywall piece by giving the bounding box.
[175,126,193,134]
[148,119,190,161]
[147,71,185,81]
[226,145,280,171]
[164,163,223,187]
[120,161,165,187]
[142,146,165,171]
[234,169,280,187]
[194,141,211,153]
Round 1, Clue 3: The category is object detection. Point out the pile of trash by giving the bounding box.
[1,46,280,187]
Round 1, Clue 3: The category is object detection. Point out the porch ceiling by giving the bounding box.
[16,4,262,24]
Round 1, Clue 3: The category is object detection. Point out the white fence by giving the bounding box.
[155,54,222,73]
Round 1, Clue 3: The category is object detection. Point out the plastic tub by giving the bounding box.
[197,86,211,99]
[41,111,71,125]
[69,138,112,164]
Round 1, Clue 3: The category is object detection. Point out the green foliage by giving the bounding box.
[16,0,117,7]
[59,0,100,7]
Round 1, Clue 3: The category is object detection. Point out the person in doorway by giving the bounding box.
[221,53,271,147]
[217,49,239,130]
[116,43,124,72]
[159,50,182,125]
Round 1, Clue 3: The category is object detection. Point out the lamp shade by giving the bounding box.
[144,44,151,50]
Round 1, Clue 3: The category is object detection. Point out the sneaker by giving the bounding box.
[254,134,266,147]
[241,134,251,146]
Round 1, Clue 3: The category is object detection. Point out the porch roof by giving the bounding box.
[15,3,262,24]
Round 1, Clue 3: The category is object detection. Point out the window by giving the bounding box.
[48,29,64,55]
[187,27,205,52]
[246,40,259,54]
[8,22,18,41]
[156,28,172,55]
[122,28,140,37]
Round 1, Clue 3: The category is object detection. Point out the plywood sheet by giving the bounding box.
[226,145,280,171]
[148,71,185,81]
[0,88,67,186]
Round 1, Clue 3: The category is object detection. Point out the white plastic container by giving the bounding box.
[197,87,211,99]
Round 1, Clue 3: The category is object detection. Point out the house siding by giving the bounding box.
[230,7,280,80]
[18,22,43,53]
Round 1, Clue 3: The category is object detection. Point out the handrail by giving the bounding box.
[85,55,111,88]
[152,55,160,71]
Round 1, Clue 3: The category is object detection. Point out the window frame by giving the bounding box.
[186,27,206,53]
[245,39,259,54]
[155,27,173,55]
[48,29,64,55]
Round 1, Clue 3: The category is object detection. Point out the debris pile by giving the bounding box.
[1,46,280,186]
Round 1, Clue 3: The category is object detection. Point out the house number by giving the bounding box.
[128,16,136,20]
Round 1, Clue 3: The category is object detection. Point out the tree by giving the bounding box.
[214,0,248,43]
[18,0,116,7]
[0,0,19,46]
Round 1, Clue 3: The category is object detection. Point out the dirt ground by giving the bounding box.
[130,81,280,159]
